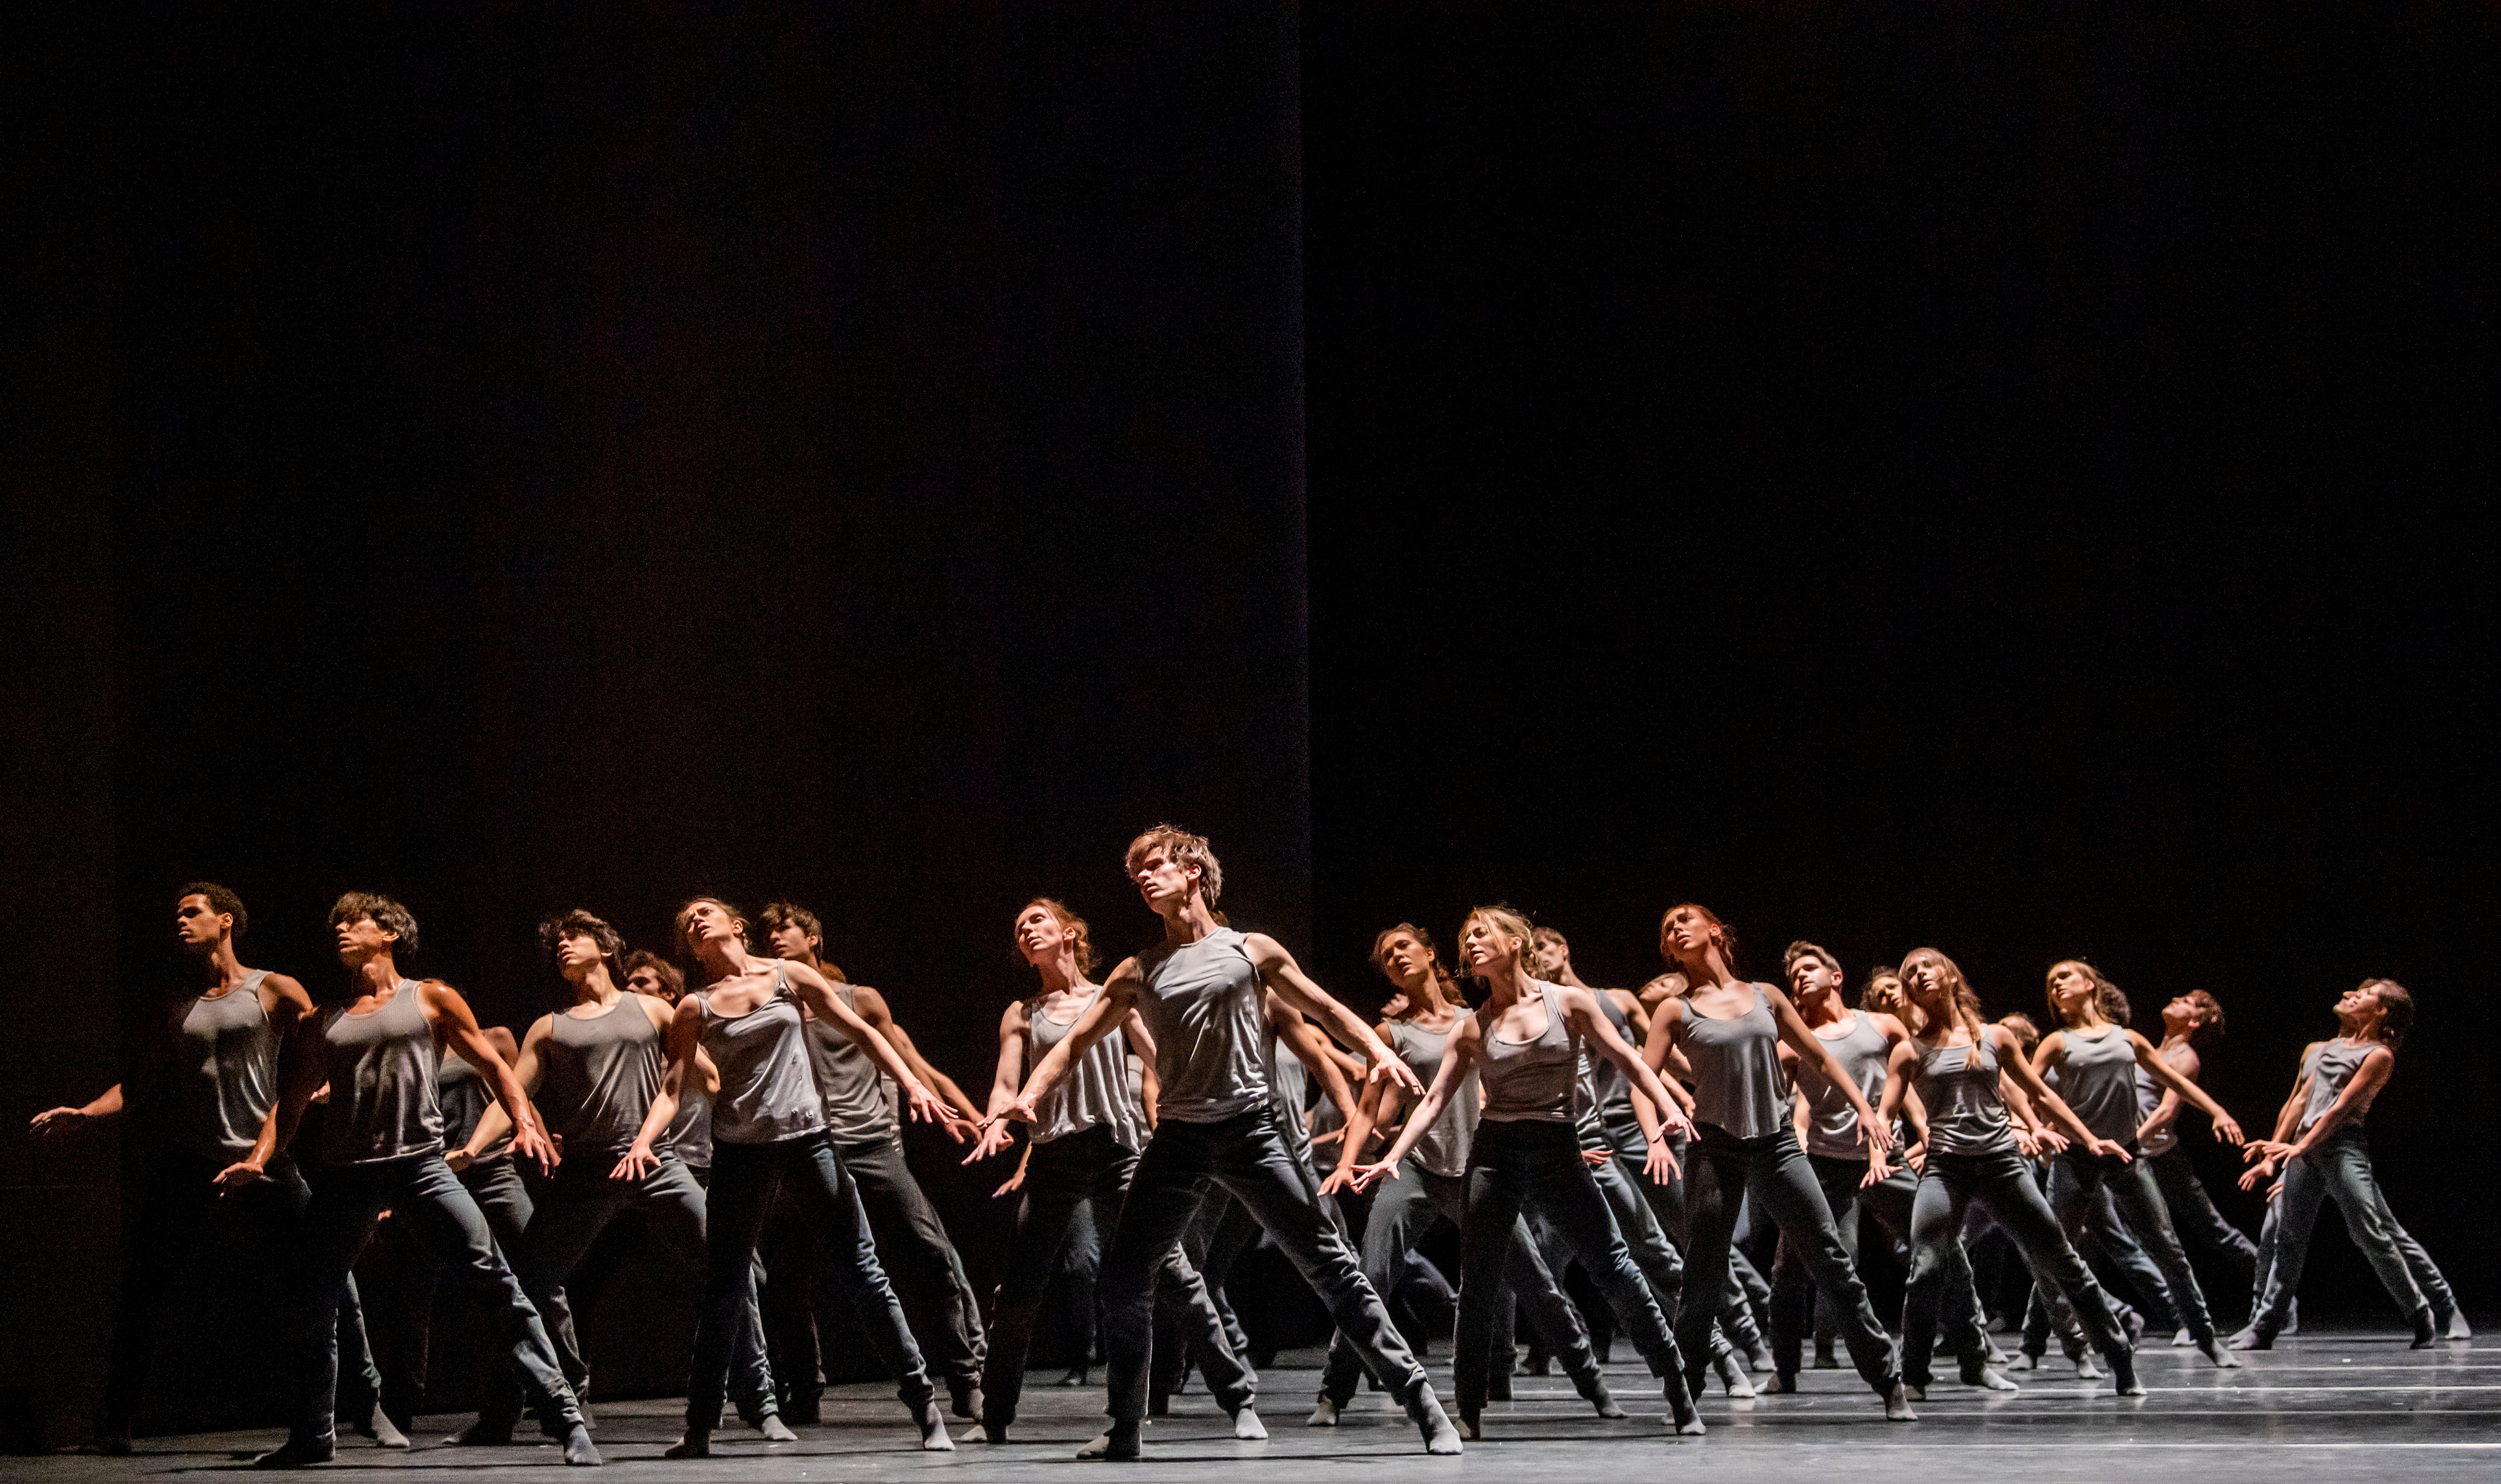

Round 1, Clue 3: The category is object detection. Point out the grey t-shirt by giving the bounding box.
[1479,986,1578,1124]
[1915,1033,2013,1157]
[1793,1010,1895,1158]
[1388,1016,1477,1176]
[1134,928,1271,1123]
[2297,1039,2379,1134]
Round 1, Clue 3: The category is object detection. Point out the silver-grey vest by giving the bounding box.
[805,984,901,1143]
[1795,1009,1894,1158]
[1673,986,1790,1141]
[1029,987,1146,1151]
[699,969,824,1146]
[173,971,279,1159]
[1135,928,1270,1123]
[2055,1023,2142,1144]
[1915,1032,2013,1157]
[2297,1039,2379,1135]
[1388,1015,1477,1176]
[544,997,669,1157]
[1479,986,1578,1124]
[319,981,444,1165]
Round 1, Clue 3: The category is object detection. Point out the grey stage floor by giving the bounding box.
[10,1328,2492,1484]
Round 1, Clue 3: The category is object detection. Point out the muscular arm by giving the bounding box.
[2286,1044,2390,1153]
[997,962,1140,1122]
[782,963,954,1130]
[964,1003,1032,1163]
[460,1014,555,1165]
[1270,993,1360,1128]
[424,982,557,1173]
[851,985,982,1120]
[1245,934,1420,1098]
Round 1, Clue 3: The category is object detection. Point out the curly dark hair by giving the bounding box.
[178,881,248,938]
[330,891,419,957]
[539,909,626,984]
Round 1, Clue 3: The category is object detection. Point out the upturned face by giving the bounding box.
[1015,904,1075,966]
[2048,962,2098,1016]
[335,914,395,967]
[1531,935,1570,979]
[625,965,671,1002]
[1461,918,1520,974]
[557,931,605,977]
[1130,847,1197,909]
[1789,954,1842,1001]
[1864,974,1909,1017]
[1376,930,1434,989]
[1660,907,1715,961]
[680,901,742,954]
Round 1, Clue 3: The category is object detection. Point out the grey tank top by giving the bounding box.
[2056,1024,2141,1143]
[544,997,667,1157]
[1389,1016,1476,1177]
[437,1052,509,1165]
[1795,1010,1894,1158]
[805,984,900,1142]
[1479,986,1579,1123]
[1266,1032,1319,1161]
[174,972,279,1159]
[1029,989,1145,1151]
[2135,1042,2195,1157]
[668,1081,713,1168]
[2298,1039,2378,1134]
[1915,1033,2013,1156]
[1674,986,1790,1140]
[1578,992,1641,1142]
[1135,928,1270,1123]
[319,981,444,1165]
[700,969,825,1145]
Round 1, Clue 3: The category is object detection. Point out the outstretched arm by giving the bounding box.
[1350,1020,1480,1190]
[1770,984,1892,1151]
[1271,993,1362,1129]
[1320,1032,1405,1195]
[29,1082,124,1135]
[964,1003,1031,1164]
[456,1014,554,1170]
[1246,934,1419,1098]
[426,983,558,1174]
[618,996,699,1180]
[991,963,1140,1126]
[1998,1027,2120,1157]
[782,962,957,1133]
[1561,985,1691,1161]
[850,985,983,1121]
[2129,1030,2241,1144]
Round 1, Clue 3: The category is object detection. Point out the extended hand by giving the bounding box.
[610,1146,659,1182]
[1862,1148,1895,1187]
[962,1121,1017,1165]
[1368,1056,1426,1099]
[1317,1164,1361,1197]
[983,1094,1041,1131]
[2088,1137,2132,1162]
[444,1147,476,1173]
[511,1123,559,1177]
[1348,1160,1400,1194]
[213,1159,265,1195]
[2237,1156,2279,1191]
[992,1167,1026,1198]
[1643,1140,1681,1186]
[903,1084,958,1137]
[28,1106,86,1136]
[1860,1113,1896,1154]
[2032,1126,2070,1156]
[2211,1112,2246,1147]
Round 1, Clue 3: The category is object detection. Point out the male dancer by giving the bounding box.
[31,884,399,1453]
[761,902,988,1420]
[990,825,1462,1461]
[2132,990,2259,1332]
[247,892,595,1467]
[1772,941,2010,1397]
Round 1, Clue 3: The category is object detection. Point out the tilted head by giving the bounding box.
[1126,824,1223,912]
[1016,897,1098,975]
[540,909,626,987]
[1658,902,1738,973]
[1460,904,1538,979]
[330,892,418,968]
[622,949,685,1003]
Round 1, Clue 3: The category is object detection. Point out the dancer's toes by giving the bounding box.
[1884,1383,1919,1422]
[753,1414,798,1442]
[1306,1397,1339,1427]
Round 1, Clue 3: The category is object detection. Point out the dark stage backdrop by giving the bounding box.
[10,3,1310,1444]
[1304,1,2496,1317]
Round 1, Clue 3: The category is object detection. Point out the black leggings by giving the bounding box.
[1907,1147,2128,1387]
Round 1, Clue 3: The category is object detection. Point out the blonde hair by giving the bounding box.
[1460,905,1538,974]
[1900,947,1990,1042]
[2046,958,2131,1026]
[1125,824,1224,906]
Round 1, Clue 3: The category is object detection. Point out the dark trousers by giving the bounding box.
[1907,1149,2126,1387]
[287,1152,580,1448]
[371,1155,579,1430]
[100,1151,383,1437]
[1457,1120,1688,1419]
[836,1135,985,1392]
[2147,1148,2257,1318]
[513,1153,775,1421]
[1151,1187,1260,1399]
[1615,1124,1757,1358]
[983,1126,1250,1428]
[1045,1197,1105,1365]
[1675,1125,1897,1398]
[2251,1127,2435,1329]
[2046,1145,2215,1343]
[1324,1158,1593,1405]
[1102,1106,1422,1424]
[692,1134,932,1428]
[1772,1152,1986,1379]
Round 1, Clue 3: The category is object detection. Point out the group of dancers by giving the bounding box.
[33,824,2468,1464]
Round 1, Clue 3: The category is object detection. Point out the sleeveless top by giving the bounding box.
[437,1052,509,1166]
[668,1080,714,1169]
[2297,1039,2380,1134]
[1028,988,1145,1151]
[544,997,669,1158]
[174,971,279,1159]
[2135,1042,2195,1157]
[699,968,824,1145]
[2054,1023,2142,1144]
[1673,986,1790,1140]
[1914,1032,2013,1156]
[1267,1031,1315,1159]
[805,983,901,1143]
[1793,1009,1894,1158]
[1134,927,1270,1123]
[1388,1016,1476,1177]
[1479,986,1578,1123]
[319,981,444,1165]
[1577,991,1642,1146]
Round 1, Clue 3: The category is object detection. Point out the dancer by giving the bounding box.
[2032,961,2246,1368]
[1765,942,2010,1396]
[30,884,399,1454]
[987,824,1462,1461]
[762,901,989,1421]
[965,897,1259,1444]
[1531,926,1763,1395]
[1313,924,1623,1427]
[1645,904,1914,1419]
[451,913,786,1439]
[663,897,961,1456]
[250,892,595,1467]
[1349,906,1704,1438]
[1875,947,2142,1397]
[2133,990,2259,1332]
[2234,979,2462,1347]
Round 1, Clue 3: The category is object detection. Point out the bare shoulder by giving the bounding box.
[1000,999,1030,1034]
[848,982,892,1017]
[1239,931,1291,967]
[1872,1011,1911,1042]
[633,995,677,1031]
[260,971,312,1009]
[1103,955,1147,989]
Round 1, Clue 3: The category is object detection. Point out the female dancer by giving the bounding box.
[1875,948,2143,1397]
[1768,942,2010,1395]
[988,824,1460,1461]
[2235,979,2461,1347]
[2133,990,2260,1329]
[1349,906,1704,1438]
[661,897,961,1456]
[1313,924,1621,1426]
[454,913,785,1438]
[965,898,1259,1445]
[2033,961,2246,1368]
[1644,904,1912,1420]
